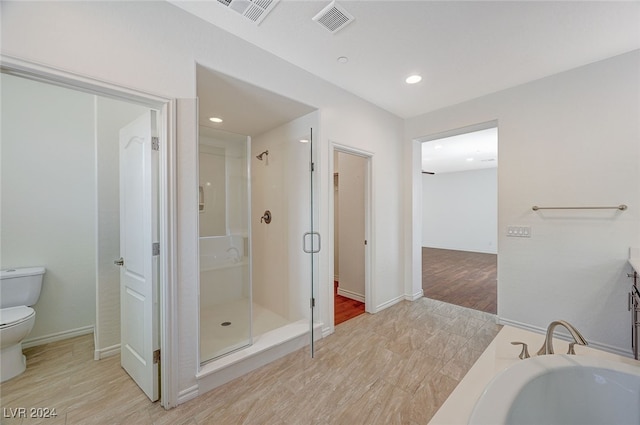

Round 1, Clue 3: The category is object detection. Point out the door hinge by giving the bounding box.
[310,162,315,172]
[153,349,160,364]
[310,297,316,308]
[364,240,368,245]
[152,137,159,151]
[152,242,160,256]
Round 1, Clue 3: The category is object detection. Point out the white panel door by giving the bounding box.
[119,111,159,401]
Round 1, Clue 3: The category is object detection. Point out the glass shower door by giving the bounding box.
[199,126,251,364]
[302,128,320,357]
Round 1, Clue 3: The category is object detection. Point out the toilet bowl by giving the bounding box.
[0,306,36,382]
[0,267,45,383]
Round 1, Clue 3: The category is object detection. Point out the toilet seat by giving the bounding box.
[0,306,35,329]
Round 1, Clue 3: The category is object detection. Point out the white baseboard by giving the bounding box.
[373,295,404,313]
[177,385,199,405]
[405,289,424,301]
[337,288,364,303]
[94,344,120,360]
[22,325,94,349]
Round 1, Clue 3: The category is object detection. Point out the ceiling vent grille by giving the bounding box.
[216,0,279,25]
[312,1,355,34]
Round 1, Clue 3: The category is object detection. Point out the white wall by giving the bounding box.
[251,112,318,322]
[337,152,366,301]
[422,168,497,254]
[1,73,96,342]
[2,1,405,400]
[406,50,640,355]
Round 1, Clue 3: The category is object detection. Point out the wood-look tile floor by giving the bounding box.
[0,298,501,425]
[422,247,497,314]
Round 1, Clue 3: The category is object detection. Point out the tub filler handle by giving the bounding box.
[511,341,530,359]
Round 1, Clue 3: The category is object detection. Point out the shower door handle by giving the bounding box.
[303,232,321,253]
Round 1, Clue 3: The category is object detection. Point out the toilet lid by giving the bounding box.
[0,306,34,328]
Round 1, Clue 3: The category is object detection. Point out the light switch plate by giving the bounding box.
[507,225,531,238]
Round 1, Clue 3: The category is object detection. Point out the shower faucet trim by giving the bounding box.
[261,210,272,224]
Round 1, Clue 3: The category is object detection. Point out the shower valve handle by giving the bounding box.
[261,210,272,224]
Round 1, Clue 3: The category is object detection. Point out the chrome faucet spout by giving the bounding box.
[537,320,588,355]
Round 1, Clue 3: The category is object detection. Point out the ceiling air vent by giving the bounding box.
[216,0,279,25]
[312,1,355,34]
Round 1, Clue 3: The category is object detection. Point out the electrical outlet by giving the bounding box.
[507,225,531,238]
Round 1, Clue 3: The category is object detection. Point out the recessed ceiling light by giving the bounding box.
[337,56,349,64]
[405,74,422,84]
[466,157,474,162]
[209,117,223,123]
[299,139,309,143]
[434,144,443,150]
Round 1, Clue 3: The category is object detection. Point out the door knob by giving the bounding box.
[114,257,124,266]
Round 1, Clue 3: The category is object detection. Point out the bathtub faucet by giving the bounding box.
[537,320,588,356]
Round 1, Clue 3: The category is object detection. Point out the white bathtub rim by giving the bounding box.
[468,354,640,425]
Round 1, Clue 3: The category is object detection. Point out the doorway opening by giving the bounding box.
[332,147,371,325]
[419,123,498,314]
[0,59,174,407]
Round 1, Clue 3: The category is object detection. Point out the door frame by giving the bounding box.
[415,120,498,313]
[330,142,373,324]
[0,55,178,409]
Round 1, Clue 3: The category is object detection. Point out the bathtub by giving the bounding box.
[428,326,640,425]
[469,355,640,425]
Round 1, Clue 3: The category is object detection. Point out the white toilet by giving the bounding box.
[0,267,45,382]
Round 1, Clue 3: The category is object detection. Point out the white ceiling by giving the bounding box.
[197,64,316,136]
[421,127,497,174]
[171,0,640,119]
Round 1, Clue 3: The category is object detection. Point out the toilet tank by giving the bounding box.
[0,267,46,308]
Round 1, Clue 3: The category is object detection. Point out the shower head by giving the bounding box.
[256,150,269,160]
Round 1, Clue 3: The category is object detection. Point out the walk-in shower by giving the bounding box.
[198,117,318,367]
[196,64,321,389]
